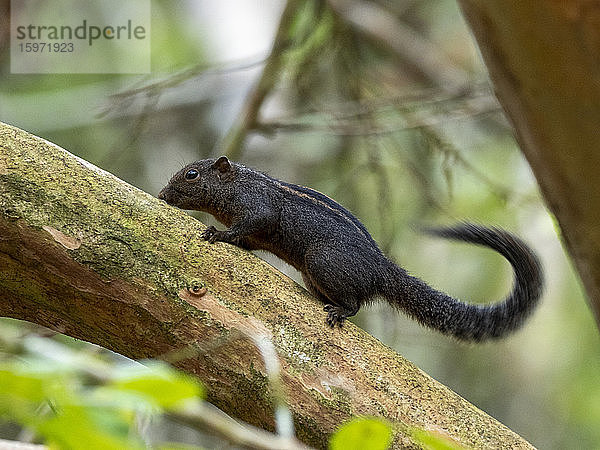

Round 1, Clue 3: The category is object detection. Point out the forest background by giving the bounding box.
[0,1,598,449]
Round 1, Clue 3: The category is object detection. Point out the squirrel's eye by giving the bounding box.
[185,169,199,181]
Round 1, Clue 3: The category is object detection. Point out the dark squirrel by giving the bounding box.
[158,156,543,341]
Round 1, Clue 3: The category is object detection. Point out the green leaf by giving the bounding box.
[0,367,71,426]
[0,369,46,427]
[37,404,144,450]
[112,363,203,410]
[410,428,468,450]
[329,417,393,450]
[0,369,46,404]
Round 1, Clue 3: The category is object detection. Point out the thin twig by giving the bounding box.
[166,403,311,450]
[0,439,46,450]
[327,0,471,92]
[217,0,303,160]
[158,329,296,440]
[100,56,267,117]
[255,93,501,136]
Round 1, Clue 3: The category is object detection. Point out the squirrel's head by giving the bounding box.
[158,156,236,210]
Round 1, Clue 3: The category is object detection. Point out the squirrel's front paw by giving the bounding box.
[201,226,219,243]
[201,226,242,245]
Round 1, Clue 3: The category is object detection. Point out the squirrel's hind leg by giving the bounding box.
[323,304,359,327]
[302,249,362,328]
[302,274,356,327]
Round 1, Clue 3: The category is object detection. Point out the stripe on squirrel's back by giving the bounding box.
[281,182,372,232]
[277,181,377,244]
[247,166,377,245]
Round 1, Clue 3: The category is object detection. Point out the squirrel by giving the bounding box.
[158,156,544,341]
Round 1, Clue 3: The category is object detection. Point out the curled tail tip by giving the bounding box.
[426,221,544,290]
[413,222,544,341]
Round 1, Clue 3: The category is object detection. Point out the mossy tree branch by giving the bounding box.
[0,121,532,449]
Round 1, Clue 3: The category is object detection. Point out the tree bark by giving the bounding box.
[0,121,532,449]
[459,1,600,328]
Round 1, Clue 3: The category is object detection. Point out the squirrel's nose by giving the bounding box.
[157,188,166,200]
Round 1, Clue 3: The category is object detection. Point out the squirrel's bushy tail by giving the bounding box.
[383,223,544,341]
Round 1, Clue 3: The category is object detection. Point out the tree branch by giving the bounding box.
[0,121,533,449]
[459,1,600,328]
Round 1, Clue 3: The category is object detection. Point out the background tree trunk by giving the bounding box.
[0,121,533,448]
[459,0,600,328]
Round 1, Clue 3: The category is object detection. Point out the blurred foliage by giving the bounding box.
[0,324,466,449]
[0,320,204,449]
[1,0,599,449]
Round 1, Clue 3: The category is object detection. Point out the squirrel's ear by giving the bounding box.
[213,156,231,173]
[213,156,235,181]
